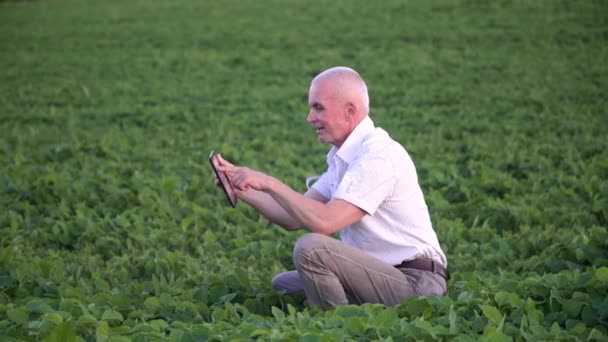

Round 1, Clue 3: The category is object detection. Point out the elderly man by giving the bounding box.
[216,66,448,308]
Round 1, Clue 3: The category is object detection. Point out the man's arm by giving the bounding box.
[217,156,366,235]
[265,177,366,235]
[237,186,328,230]
[214,154,332,231]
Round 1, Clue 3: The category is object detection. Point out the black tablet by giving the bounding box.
[209,151,238,208]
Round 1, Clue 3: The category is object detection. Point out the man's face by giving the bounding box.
[306,79,349,147]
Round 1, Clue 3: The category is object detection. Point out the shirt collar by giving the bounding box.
[326,116,375,164]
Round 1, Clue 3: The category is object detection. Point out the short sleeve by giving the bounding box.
[310,171,333,200]
[333,155,395,215]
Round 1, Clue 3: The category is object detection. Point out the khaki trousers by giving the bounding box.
[272,233,447,309]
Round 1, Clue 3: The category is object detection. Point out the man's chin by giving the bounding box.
[318,136,330,144]
[316,132,334,145]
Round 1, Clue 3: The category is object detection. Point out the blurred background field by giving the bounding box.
[1,0,607,340]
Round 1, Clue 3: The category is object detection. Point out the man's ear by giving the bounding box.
[345,102,356,118]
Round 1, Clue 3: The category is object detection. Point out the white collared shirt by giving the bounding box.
[311,116,447,267]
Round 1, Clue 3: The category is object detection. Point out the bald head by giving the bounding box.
[307,67,371,147]
[311,67,370,117]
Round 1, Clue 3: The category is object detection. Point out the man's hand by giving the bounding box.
[215,154,271,193]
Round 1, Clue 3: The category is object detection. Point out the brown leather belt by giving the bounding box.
[395,259,450,281]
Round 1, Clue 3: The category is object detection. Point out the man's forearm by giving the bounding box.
[239,188,301,230]
[266,178,332,234]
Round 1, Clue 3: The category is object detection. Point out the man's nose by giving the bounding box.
[306,111,316,124]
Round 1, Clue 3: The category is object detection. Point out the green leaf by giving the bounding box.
[562,299,583,318]
[110,337,131,342]
[549,322,561,335]
[480,326,511,342]
[95,278,110,292]
[449,305,458,334]
[144,297,161,312]
[149,319,168,332]
[96,321,110,342]
[588,328,608,341]
[26,302,54,313]
[374,307,398,328]
[109,294,132,310]
[271,306,285,321]
[101,309,124,322]
[287,304,297,317]
[249,329,270,338]
[76,314,97,325]
[45,312,64,325]
[480,305,503,326]
[300,333,321,342]
[344,317,367,336]
[523,298,536,313]
[596,267,608,282]
[580,304,598,325]
[333,305,365,317]
[160,293,172,306]
[208,284,228,303]
[7,308,29,324]
[519,314,529,332]
[527,309,543,325]
[414,319,451,336]
[26,320,44,329]
[168,329,187,342]
[529,323,548,337]
[495,291,519,308]
[402,297,432,317]
[0,275,15,288]
[44,321,77,342]
[219,293,237,303]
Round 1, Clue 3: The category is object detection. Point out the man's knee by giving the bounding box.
[294,233,324,260]
[293,233,334,269]
[271,273,286,291]
[272,271,303,295]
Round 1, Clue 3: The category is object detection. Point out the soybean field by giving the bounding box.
[1,0,607,340]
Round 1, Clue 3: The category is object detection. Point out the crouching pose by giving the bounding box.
[215,66,449,309]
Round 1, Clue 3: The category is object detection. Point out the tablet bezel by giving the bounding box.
[209,151,238,208]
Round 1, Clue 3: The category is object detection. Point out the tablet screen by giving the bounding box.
[209,151,237,207]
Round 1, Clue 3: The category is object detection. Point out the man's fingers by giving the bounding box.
[216,154,234,168]
[230,171,249,192]
[216,161,234,173]
[215,161,257,192]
